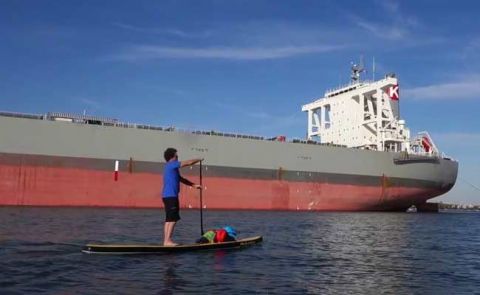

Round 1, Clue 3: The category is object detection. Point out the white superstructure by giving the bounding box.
[302,62,438,156]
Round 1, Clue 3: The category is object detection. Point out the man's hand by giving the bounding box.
[193,184,202,190]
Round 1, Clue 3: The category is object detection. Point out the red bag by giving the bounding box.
[214,229,228,243]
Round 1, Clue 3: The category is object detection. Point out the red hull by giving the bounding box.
[0,164,443,211]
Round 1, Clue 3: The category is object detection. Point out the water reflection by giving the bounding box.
[160,265,179,295]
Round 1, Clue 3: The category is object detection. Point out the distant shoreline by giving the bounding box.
[440,208,480,213]
[437,202,479,209]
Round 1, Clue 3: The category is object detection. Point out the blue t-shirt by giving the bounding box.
[162,160,181,198]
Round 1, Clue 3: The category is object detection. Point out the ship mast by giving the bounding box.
[350,56,365,83]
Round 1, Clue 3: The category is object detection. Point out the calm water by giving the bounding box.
[0,207,479,294]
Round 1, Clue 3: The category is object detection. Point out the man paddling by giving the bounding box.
[162,148,202,246]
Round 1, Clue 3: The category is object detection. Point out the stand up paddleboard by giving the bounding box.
[82,235,262,254]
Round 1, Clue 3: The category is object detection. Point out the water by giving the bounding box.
[1,207,479,294]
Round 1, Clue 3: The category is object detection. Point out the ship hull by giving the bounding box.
[0,152,456,211]
[0,116,458,211]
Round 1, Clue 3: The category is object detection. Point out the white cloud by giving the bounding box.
[354,20,408,41]
[403,77,480,100]
[105,14,440,63]
[106,20,354,62]
[350,0,422,42]
[109,44,344,61]
[112,22,211,38]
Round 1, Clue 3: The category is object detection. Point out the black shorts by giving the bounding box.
[163,197,180,222]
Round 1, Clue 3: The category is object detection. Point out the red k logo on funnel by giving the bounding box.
[388,84,399,100]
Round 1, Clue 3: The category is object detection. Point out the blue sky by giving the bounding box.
[1,0,479,204]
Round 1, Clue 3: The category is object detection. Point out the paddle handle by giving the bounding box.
[200,160,204,235]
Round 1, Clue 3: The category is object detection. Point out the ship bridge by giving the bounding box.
[302,63,438,156]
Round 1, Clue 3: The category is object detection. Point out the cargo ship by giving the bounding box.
[0,64,458,211]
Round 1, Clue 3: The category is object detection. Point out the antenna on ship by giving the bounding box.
[351,55,365,83]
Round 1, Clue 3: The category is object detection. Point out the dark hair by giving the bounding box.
[164,148,177,161]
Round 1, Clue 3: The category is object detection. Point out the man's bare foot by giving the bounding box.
[163,241,179,246]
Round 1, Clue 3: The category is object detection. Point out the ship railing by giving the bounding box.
[109,121,347,144]
[0,110,348,147]
[108,121,267,141]
[190,129,265,140]
[324,80,374,98]
[395,150,457,162]
[0,111,45,120]
[407,150,441,158]
[291,138,347,147]
[46,112,119,124]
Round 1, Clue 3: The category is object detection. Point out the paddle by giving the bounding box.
[199,160,204,235]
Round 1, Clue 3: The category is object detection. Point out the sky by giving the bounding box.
[1,0,479,204]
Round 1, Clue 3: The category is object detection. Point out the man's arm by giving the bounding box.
[180,158,203,168]
[179,176,194,186]
[180,176,201,189]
